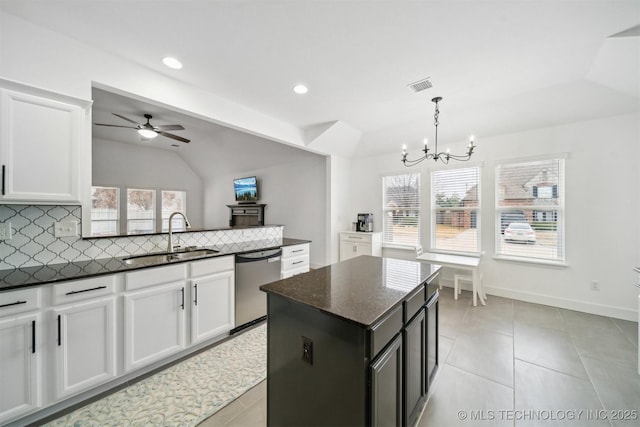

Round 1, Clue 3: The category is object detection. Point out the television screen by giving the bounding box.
[234,176,258,202]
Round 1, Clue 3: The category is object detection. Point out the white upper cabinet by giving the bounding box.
[0,79,91,204]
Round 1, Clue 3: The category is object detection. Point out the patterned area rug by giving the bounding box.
[45,324,267,427]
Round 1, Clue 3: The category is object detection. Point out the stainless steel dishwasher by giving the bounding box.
[233,248,282,333]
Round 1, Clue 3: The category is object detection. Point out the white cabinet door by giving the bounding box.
[340,241,372,261]
[0,85,88,203]
[124,282,186,372]
[52,297,116,399]
[190,270,234,345]
[0,312,41,424]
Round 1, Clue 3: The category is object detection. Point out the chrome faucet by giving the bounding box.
[167,212,191,253]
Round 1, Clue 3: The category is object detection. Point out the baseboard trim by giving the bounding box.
[484,286,638,322]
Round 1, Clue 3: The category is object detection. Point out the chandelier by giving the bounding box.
[401,96,475,166]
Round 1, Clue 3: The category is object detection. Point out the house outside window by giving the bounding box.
[382,173,420,247]
[431,166,480,254]
[127,188,156,234]
[495,157,565,263]
[162,190,187,232]
[91,186,119,236]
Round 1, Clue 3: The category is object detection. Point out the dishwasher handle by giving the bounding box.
[235,248,282,263]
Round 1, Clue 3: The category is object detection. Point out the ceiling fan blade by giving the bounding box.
[159,131,190,143]
[112,113,141,125]
[155,124,185,131]
[94,123,137,129]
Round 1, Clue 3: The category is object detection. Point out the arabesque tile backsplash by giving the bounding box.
[0,205,283,270]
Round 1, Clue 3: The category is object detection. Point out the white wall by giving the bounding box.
[326,155,352,264]
[92,139,204,228]
[348,113,640,320]
[203,154,327,269]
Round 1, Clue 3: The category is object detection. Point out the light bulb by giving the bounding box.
[138,129,158,139]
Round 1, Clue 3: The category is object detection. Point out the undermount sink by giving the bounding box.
[123,249,218,266]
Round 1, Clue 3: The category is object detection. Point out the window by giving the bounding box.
[496,157,565,263]
[382,173,420,247]
[161,190,187,232]
[431,167,480,254]
[127,188,155,234]
[91,186,119,236]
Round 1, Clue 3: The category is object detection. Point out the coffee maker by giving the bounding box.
[356,213,373,232]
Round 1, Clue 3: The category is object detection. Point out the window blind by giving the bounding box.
[431,166,480,254]
[495,158,564,262]
[382,173,420,247]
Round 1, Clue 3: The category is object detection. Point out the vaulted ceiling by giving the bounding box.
[2,0,639,158]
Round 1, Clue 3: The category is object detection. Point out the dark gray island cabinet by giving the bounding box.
[260,255,441,427]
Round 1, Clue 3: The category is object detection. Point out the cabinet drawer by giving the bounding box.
[126,264,186,291]
[281,254,309,272]
[282,243,309,258]
[340,233,372,243]
[53,275,115,305]
[403,285,426,323]
[0,287,40,316]
[189,256,234,278]
[370,305,403,357]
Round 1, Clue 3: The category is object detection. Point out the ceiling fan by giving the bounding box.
[94,113,190,143]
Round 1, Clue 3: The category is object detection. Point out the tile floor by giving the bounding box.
[198,289,639,427]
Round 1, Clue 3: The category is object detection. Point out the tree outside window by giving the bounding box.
[91,186,119,236]
[127,189,155,234]
[162,190,187,232]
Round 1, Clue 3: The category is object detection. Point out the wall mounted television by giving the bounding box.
[234,176,259,203]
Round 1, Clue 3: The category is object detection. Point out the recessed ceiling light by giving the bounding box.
[293,84,308,94]
[162,57,183,70]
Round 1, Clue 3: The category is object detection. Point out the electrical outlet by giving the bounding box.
[302,336,313,365]
[0,222,12,240]
[54,221,78,238]
[591,280,600,291]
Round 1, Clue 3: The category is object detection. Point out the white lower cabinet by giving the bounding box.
[52,297,117,399]
[190,256,235,345]
[281,243,310,278]
[0,312,41,423]
[2,256,237,424]
[50,276,118,400]
[0,288,42,425]
[124,281,186,372]
[340,232,382,261]
[191,270,234,344]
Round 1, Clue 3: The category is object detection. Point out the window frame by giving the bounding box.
[161,190,188,232]
[494,154,566,266]
[429,165,481,256]
[126,188,157,235]
[382,172,421,249]
[90,186,120,237]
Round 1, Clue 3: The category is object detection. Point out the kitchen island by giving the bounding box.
[260,255,441,427]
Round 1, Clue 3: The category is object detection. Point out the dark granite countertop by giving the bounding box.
[0,237,310,292]
[260,255,441,328]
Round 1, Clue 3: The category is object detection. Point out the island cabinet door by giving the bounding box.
[425,292,439,391]
[369,334,403,427]
[404,308,426,427]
